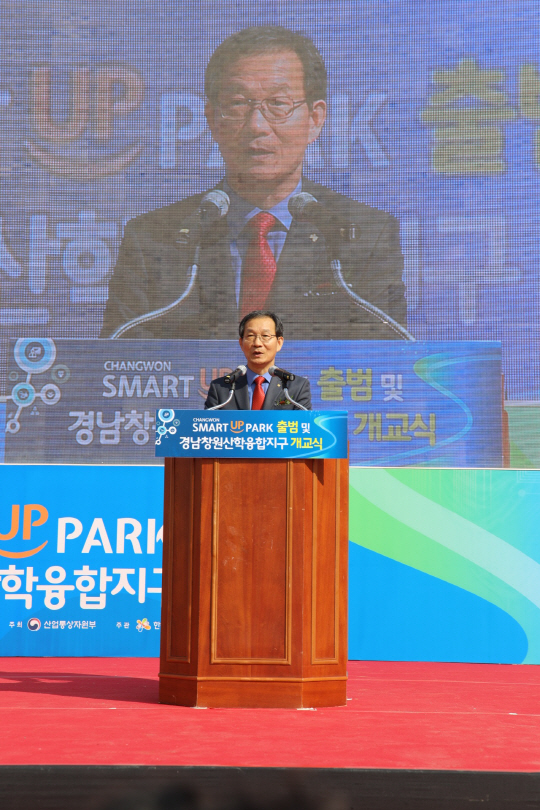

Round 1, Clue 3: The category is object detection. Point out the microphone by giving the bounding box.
[269,365,296,383]
[223,365,247,386]
[270,366,308,411]
[288,192,358,242]
[206,364,247,410]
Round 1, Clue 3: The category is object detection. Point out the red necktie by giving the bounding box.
[240,212,278,315]
[251,376,266,410]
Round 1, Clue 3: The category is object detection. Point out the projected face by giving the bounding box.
[206,50,326,204]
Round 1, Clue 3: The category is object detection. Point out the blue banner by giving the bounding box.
[4,338,502,467]
[0,465,164,656]
[155,409,348,459]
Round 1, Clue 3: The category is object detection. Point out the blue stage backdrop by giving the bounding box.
[0,1,538,466]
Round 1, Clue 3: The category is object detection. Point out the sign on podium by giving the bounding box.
[155,409,348,459]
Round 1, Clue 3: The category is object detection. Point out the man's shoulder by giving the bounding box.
[290,372,310,384]
[302,179,396,226]
[122,191,209,236]
[278,372,310,394]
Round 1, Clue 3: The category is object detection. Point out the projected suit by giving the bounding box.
[100,25,407,341]
[100,178,405,340]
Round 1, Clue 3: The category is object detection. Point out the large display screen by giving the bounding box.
[0,0,538,466]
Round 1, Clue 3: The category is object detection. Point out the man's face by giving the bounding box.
[239,316,284,373]
[206,50,326,198]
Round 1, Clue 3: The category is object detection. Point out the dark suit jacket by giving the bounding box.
[205,374,311,411]
[100,178,406,340]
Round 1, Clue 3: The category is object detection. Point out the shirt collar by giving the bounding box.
[246,367,272,385]
[223,178,302,241]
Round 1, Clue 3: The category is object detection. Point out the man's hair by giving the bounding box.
[239,310,284,339]
[205,26,327,106]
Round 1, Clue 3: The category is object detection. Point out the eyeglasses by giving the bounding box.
[217,96,308,123]
[242,333,277,343]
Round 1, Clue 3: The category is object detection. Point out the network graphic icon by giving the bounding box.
[5,338,71,434]
[155,409,180,445]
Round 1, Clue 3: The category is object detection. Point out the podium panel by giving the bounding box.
[159,456,348,708]
[212,459,289,664]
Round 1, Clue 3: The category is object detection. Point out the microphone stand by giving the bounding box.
[207,382,236,411]
[110,250,199,339]
[283,387,308,411]
[330,259,416,342]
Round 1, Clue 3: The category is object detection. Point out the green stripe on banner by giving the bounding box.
[349,468,540,663]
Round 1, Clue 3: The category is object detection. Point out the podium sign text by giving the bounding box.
[155,409,348,459]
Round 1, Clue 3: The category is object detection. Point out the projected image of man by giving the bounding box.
[101,26,407,340]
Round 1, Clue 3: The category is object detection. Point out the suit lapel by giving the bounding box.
[276,177,326,283]
[234,376,250,410]
[198,217,238,337]
[276,219,317,275]
[264,218,321,315]
[262,377,282,410]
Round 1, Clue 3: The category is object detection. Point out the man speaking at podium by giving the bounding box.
[204,311,311,411]
[101,25,407,341]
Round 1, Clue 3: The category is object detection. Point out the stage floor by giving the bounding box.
[1,658,540,770]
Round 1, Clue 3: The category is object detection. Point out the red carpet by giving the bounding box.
[1,658,540,770]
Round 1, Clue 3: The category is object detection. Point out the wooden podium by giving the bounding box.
[159,455,348,708]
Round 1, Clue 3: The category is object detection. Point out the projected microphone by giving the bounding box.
[175,189,230,246]
[199,190,230,227]
[269,365,296,383]
[111,190,230,339]
[288,192,358,242]
[223,364,247,386]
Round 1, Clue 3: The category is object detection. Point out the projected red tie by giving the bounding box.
[240,212,278,315]
[252,376,266,410]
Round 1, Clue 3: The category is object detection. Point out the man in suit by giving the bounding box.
[204,311,311,411]
[101,26,407,341]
